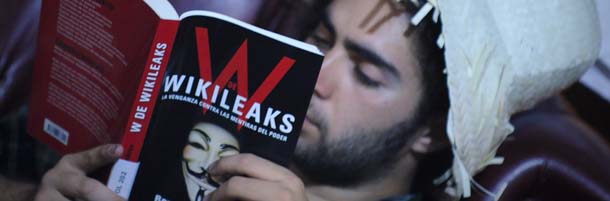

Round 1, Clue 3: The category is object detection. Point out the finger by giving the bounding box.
[35,187,70,201]
[209,153,295,182]
[53,172,125,201]
[61,144,123,173]
[209,176,299,201]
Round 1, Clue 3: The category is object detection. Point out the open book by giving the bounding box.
[28,0,323,200]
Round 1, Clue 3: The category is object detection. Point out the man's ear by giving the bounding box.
[411,117,450,155]
[411,128,432,154]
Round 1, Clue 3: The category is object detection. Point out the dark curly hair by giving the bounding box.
[401,1,453,200]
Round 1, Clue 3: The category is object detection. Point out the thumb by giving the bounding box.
[61,144,123,174]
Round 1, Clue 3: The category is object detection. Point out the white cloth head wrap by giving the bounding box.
[409,0,601,199]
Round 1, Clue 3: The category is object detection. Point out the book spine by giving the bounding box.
[106,19,179,199]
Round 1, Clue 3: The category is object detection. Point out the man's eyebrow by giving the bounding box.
[192,129,211,143]
[220,144,239,151]
[344,39,401,81]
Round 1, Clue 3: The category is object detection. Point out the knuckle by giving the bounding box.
[287,176,305,191]
[276,189,295,201]
[225,176,243,189]
[280,177,306,201]
[40,168,60,186]
[58,155,80,171]
[76,178,99,197]
[58,155,74,166]
[222,176,245,196]
[63,152,79,161]
[237,153,256,165]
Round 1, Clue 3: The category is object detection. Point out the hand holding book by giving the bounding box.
[205,154,307,201]
[36,144,125,201]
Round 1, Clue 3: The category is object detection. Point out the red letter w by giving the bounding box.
[195,27,295,128]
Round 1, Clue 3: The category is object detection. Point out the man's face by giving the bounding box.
[182,123,240,199]
[294,0,425,185]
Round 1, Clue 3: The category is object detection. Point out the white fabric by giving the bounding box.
[435,0,601,198]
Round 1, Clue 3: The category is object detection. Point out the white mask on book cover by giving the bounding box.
[182,123,240,201]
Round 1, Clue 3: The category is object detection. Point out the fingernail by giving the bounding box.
[113,144,123,156]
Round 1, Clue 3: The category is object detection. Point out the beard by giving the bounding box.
[292,106,422,187]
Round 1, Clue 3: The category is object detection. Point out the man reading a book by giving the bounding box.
[34,0,451,200]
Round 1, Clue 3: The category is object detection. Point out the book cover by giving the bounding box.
[28,0,162,153]
[28,0,323,200]
[126,10,323,200]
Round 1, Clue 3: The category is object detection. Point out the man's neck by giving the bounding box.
[302,153,418,201]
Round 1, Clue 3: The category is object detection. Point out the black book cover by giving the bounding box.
[129,13,323,201]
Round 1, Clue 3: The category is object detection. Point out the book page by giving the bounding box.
[181,10,322,55]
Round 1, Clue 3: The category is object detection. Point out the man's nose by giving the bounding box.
[314,48,343,99]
